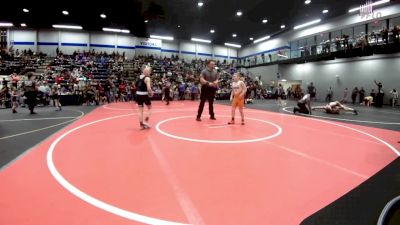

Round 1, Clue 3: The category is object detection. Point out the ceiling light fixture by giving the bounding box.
[305,0,311,4]
[21,23,27,27]
[198,1,204,7]
[100,14,106,19]
[62,10,69,15]
[103,27,130,33]
[191,38,212,43]
[322,9,329,14]
[0,23,14,27]
[144,20,149,23]
[254,35,271,44]
[150,35,174,41]
[53,24,83,30]
[236,10,243,16]
[294,19,321,30]
[225,43,241,48]
[249,37,254,41]
[232,33,237,37]
[23,8,29,13]
[210,29,215,33]
[262,19,268,23]
[281,25,286,29]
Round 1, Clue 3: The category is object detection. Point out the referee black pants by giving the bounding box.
[197,86,216,118]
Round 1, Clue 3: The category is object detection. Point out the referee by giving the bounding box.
[196,60,219,121]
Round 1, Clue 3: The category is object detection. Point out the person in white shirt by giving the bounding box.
[390,89,398,107]
[228,73,247,125]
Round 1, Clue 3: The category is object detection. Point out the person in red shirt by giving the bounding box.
[55,75,63,85]
[119,81,127,102]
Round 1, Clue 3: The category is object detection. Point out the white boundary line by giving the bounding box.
[102,103,186,111]
[208,125,231,129]
[0,117,78,122]
[281,107,400,125]
[45,108,400,225]
[148,137,206,225]
[0,110,84,140]
[156,115,283,144]
[263,141,369,179]
[275,107,400,156]
[47,113,190,225]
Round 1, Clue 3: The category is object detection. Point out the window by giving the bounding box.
[368,19,386,34]
[290,41,299,58]
[354,24,366,38]
[389,16,400,29]
[316,32,330,54]
[342,27,354,39]
[316,32,329,44]
[298,38,307,57]
[0,29,7,49]
[331,30,342,41]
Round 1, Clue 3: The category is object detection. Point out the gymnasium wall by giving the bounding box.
[248,53,400,104]
[239,4,400,62]
[7,29,238,61]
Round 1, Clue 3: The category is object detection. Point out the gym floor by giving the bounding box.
[0,100,399,225]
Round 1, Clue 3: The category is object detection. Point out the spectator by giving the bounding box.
[22,72,37,114]
[341,88,349,103]
[390,89,398,107]
[326,86,333,102]
[351,87,359,104]
[307,82,316,100]
[374,80,384,107]
[191,83,198,101]
[359,87,365,104]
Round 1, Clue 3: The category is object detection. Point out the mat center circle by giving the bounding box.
[156,115,283,143]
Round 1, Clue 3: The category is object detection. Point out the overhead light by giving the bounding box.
[100,14,106,19]
[224,43,241,48]
[53,24,82,30]
[294,19,321,30]
[262,19,268,24]
[349,0,390,13]
[322,9,329,14]
[103,28,130,33]
[210,29,215,33]
[23,8,29,13]
[305,0,311,4]
[150,35,174,41]
[21,23,27,27]
[254,35,270,43]
[191,38,211,43]
[236,10,242,16]
[281,25,286,29]
[144,20,149,23]
[281,79,287,82]
[232,33,237,37]
[249,37,254,41]
[62,10,69,15]
[0,23,14,27]
[177,25,181,28]
[198,1,204,7]
[103,28,121,32]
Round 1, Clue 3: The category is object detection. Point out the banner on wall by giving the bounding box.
[135,38,162,49]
